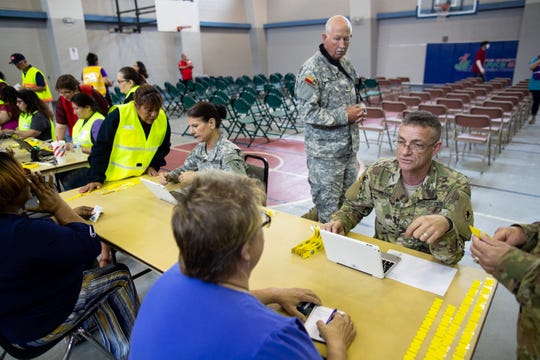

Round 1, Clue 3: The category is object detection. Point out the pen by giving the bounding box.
[326,308,338,324]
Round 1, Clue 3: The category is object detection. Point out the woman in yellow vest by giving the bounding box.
[58,92,105,191]
[79,84,171,193]
[8,89,55,141]
[82,53,113,106]
[116,66,145,104]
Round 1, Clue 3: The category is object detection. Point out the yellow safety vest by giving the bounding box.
[123,85,140,104]
[72,111,104,148]
[105,103,167,181]
[18,111,55,140]
[82,66,106,95]
[22,67,53,103]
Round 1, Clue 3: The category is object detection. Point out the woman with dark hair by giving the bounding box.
[116,66,145,103]
[133,61,148,82]
[130,171,356,359]
[159,101,246,186]
[0,152,139,360]
[8,89,54,141]
[0,86,20,131]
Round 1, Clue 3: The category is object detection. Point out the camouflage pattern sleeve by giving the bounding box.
[516,221,540,252]
[495,224,540,358]
[222,148,247,175]
[429,173,473,265]
[331,170,375,233]
[166,145,202,182]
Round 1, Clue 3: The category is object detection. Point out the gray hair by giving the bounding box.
[325,15,352,35]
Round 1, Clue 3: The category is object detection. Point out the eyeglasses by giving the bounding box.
[394,139,438,152]
[16,99,24,104]
[117,79,127,83]
[261,208,274,228]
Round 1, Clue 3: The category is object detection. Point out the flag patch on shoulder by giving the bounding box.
[304,75,317,87]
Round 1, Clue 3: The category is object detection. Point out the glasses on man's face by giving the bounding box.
[261,208,274,228]
[394,139,438,152]
[117,79,127,84]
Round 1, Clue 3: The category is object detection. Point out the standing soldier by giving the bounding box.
[295,15,365,223]
[9,53,53,104]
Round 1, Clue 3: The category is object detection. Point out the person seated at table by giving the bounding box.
[80,84,171,194]
[158,101,246,186]
[117,66,145,104]
[0,85,20,132]
[323,111,473,265]
[55,74,109,141]
[470,223,539,359]
[129,171,356,359]
[0,152,139,360]
[5,89,55,141]
[57,92,105,191]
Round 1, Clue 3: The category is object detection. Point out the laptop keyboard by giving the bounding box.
[382,259,395,273]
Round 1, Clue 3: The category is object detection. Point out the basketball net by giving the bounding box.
[435,4,450,22]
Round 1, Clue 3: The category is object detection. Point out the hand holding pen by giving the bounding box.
[317,310,356,357]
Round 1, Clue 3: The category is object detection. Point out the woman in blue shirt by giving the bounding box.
[130,171,356,359]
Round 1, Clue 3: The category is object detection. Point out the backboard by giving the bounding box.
[155,0,200,32]
[417,0,478,18]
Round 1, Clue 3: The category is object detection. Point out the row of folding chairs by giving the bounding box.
[358,77,531,167]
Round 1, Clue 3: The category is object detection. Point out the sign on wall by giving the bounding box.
[423,41,518,84]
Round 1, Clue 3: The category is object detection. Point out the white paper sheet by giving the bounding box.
[386,249,458,296]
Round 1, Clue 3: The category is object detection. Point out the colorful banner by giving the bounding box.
[424,41,518,84]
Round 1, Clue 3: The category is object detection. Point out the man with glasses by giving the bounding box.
[295,15,365,224]
[323,111,473,265]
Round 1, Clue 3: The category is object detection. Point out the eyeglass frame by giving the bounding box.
[394,138,439,152]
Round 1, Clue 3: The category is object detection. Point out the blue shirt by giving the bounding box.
[130,265,322,359]
[0,214,101,343]
[529,56,540,91]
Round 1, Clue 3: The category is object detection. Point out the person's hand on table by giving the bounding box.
[273,288,322,322]
[157,171,169,185]
[74,206,96,220]
[470,232,512,274]
[322,220,346,235]
[405,214,451,245]
[317,311,356,359]
[179,171,195,185]
[79,182,102,193]
[147,166,158,177]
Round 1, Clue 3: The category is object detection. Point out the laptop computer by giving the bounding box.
[320,229,401,279]
[12,137,54,162]
[140,178,179,205]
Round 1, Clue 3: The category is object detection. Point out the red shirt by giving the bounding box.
[178,60,193,81]
[472,48,486,74]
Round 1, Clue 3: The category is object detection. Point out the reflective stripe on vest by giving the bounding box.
[82,66,106,95]
[22,67,53,102]
[105,102,167,181]
[123,85,139,104]
[72,111,105,148]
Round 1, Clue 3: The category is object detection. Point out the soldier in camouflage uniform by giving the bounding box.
[471,223,539,359]
[295,15,365,223]
[324,111,473,265]
[159,101,246,185]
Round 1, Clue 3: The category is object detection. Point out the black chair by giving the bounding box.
[244,154,269,194]
[0,285,121,360]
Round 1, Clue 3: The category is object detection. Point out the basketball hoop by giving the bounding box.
[434,3,450,22]
[176,25,192,32]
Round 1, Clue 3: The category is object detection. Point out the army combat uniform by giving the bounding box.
[165,134,246,183]
[332,158,473,265]
[295,46,360,223]
[496,222,539,359]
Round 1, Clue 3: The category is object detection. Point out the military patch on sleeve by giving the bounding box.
[304,75,317,87]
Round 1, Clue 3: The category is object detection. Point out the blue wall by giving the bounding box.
[424,41,518,84]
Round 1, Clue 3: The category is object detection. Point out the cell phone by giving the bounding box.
[297,301,317,317]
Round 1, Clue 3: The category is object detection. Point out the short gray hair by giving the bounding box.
[325,15,352,35]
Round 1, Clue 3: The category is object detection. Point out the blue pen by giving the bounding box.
[326,308,338,324]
